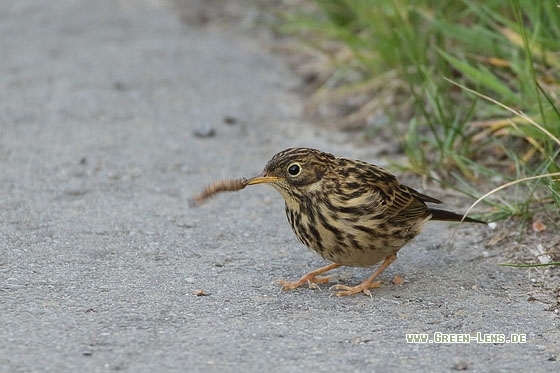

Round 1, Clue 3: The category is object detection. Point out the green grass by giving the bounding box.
[281,0,560,223]
[501,262,560,268]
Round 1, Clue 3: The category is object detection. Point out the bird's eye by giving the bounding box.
[287,163,301,176]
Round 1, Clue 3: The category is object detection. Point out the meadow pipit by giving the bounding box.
[196,147,485,296]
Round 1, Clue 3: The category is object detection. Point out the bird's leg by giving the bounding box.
[276,263,342,290]
[332,254,397,297]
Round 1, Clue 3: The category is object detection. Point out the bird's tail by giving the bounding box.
[428,208,486,224]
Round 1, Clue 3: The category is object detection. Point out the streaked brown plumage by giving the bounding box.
[246,147,485,296]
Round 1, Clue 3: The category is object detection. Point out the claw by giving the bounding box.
[330,281,381,297]
[329,254,397,297]
[275,278,325,290]
[275,263,341,291]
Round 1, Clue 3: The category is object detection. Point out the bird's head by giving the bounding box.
[247,148,334,200]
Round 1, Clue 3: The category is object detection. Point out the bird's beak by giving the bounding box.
[246,174,283,185]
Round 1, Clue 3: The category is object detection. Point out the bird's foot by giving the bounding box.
[276,274,334,291]
[330,281,382,297]
[330,254,397,297]
[275,263,342,291]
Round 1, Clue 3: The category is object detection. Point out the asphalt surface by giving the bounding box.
[1,0,558,372]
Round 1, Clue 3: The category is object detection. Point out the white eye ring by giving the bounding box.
[287,162,302,177]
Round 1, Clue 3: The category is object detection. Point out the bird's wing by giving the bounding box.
[376,183,428,222]
[348,161,434,223]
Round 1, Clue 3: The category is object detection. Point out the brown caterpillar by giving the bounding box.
[189,177,248,206]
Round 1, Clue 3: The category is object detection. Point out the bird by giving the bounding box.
[245,147,486,296]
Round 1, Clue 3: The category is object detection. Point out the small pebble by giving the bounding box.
[223,116,237,125]
[452,358,469,370]
[113,81,127,91]
[192,123,215,138]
